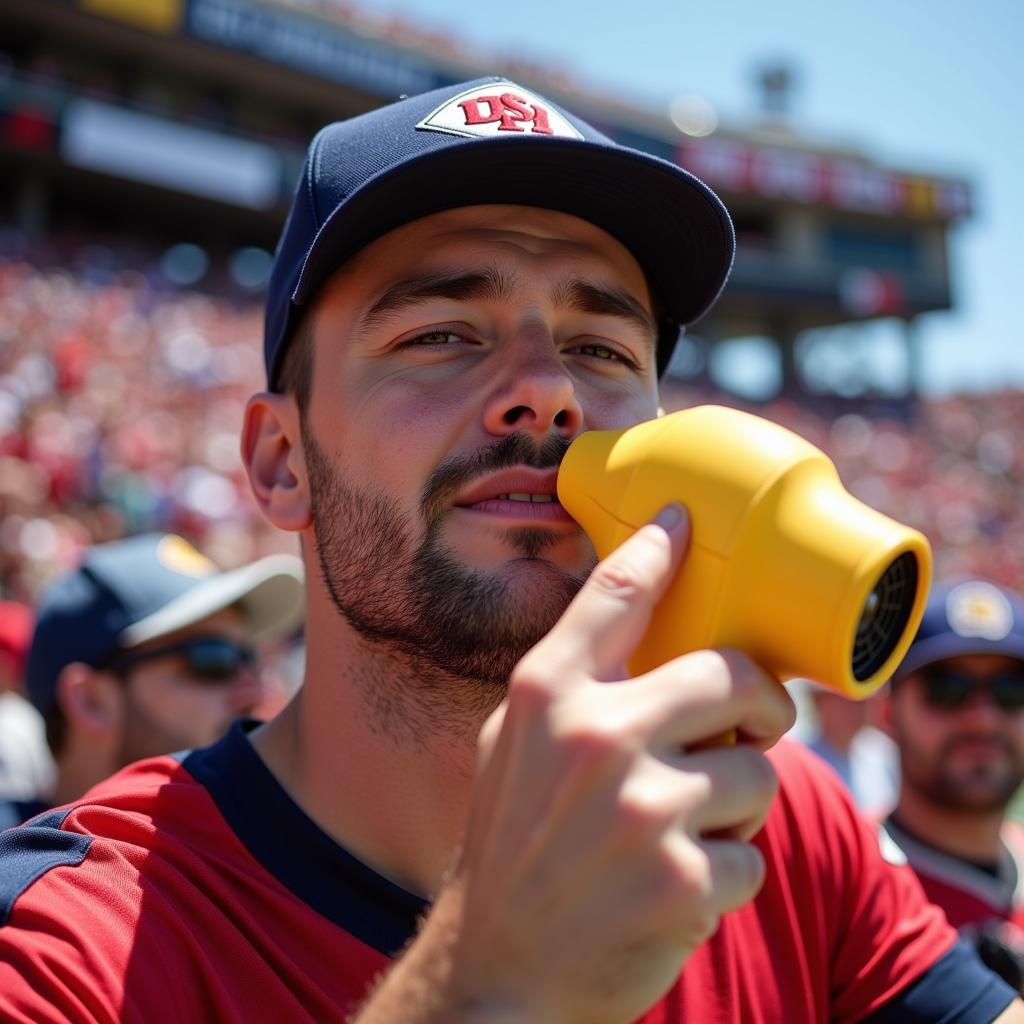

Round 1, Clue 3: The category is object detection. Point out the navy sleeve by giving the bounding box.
[864,940,1017,1023]
[0,807,91,926]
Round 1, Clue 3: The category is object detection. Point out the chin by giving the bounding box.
[499,555,584,586]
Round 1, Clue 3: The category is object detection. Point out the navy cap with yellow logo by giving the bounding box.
[893,577,1024,680]
[25,534,304,718]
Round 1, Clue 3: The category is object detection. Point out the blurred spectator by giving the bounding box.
[879,578,1024,993]
[0,245,286,605]
[0,533,304,828]
[2,246,1022,604]
[0,599,54,801]
[793,682,899,814]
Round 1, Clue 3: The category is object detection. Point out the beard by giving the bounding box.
[897,731,1024,813]
[303,427,589,701]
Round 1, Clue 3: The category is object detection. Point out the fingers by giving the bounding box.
[627,648,796,752]
[704,839,766,914]
[522,503,690,685]
[663,745,779,841]
[666,832,767,921]
[617,743,778,851]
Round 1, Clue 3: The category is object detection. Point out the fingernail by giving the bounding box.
[654,503,685,531]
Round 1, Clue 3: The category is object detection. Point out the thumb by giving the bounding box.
[523,503,690,686]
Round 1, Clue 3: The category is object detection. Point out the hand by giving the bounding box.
[358,504,795,1024]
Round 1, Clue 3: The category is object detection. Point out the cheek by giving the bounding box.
[135,666,242,714]
[128,676,196,724]
[578,382,659,431]
[891,701,939,749]
[326,381,478,498]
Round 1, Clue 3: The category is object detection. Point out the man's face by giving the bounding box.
[116,608,264,764]
[299,205,661,689]
[888,653,1024,812]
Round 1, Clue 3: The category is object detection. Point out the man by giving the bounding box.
[881,577,1024,991]
[0,78,1019,1022]
[0,532,304,828]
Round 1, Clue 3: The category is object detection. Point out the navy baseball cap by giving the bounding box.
[26,534,305,718]
[264,77,735,389]
[893,577,1024,680]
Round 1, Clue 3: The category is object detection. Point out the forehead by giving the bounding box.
[314,204,653,311]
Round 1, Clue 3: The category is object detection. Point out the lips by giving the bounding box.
[454,467,575,523]
[454,468,560,508]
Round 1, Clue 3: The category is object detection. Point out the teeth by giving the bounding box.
[501,493,555,503]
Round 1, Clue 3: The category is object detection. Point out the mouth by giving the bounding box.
[947,736,1011,763]
[453,468,576,524]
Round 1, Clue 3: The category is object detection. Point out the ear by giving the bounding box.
[241,392,312,532]
[56,663,124,742]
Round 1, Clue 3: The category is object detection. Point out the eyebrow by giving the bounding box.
[357,266,657,343]
[358,269,516,331]
[554,279,658,343]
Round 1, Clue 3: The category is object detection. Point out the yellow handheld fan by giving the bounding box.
[557,406,931,698]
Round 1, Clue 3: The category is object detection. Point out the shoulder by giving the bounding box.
[0,754,231,1019]
[766,735,860,823]
[0,806,95,926]
[0,754,205,927]
[762,743,1017,1022]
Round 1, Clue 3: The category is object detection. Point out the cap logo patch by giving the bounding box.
[416,82,583,141]
[946,581,1014,641]
[158,535,216,579]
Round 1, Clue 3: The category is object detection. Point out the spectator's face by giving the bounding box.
[299,205,660,688]
[115,608,264,764]
[888,653,1024,812]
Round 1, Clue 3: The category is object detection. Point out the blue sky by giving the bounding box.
[372,0,1022,395]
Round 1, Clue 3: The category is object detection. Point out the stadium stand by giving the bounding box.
[0,237,286,604]
[1,240,1020,606]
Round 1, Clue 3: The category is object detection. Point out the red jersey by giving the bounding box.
[882,816,1024,981]
[0,724,1014,1023]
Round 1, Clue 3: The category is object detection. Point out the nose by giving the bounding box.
[956,692,1007,729]
[481,343,583,442]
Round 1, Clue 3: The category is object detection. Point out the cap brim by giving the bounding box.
[281,136,734,386]
[120,554,305,649]
[894,634,1024,679]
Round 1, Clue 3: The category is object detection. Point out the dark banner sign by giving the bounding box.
[184,0,449,98]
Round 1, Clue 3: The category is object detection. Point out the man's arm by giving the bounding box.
[353,505,795,1024]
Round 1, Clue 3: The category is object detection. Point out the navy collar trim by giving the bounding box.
[183,720,427,956]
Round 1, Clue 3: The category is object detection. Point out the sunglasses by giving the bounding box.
[106,636,257,683]
[918,668,1024,712]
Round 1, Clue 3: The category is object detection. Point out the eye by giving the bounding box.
[570,341,642,371]
[577,343,618,360]
[408,330,466,347]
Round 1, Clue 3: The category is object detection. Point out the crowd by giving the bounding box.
[0,241,288,605]
[1,243,1021,606]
